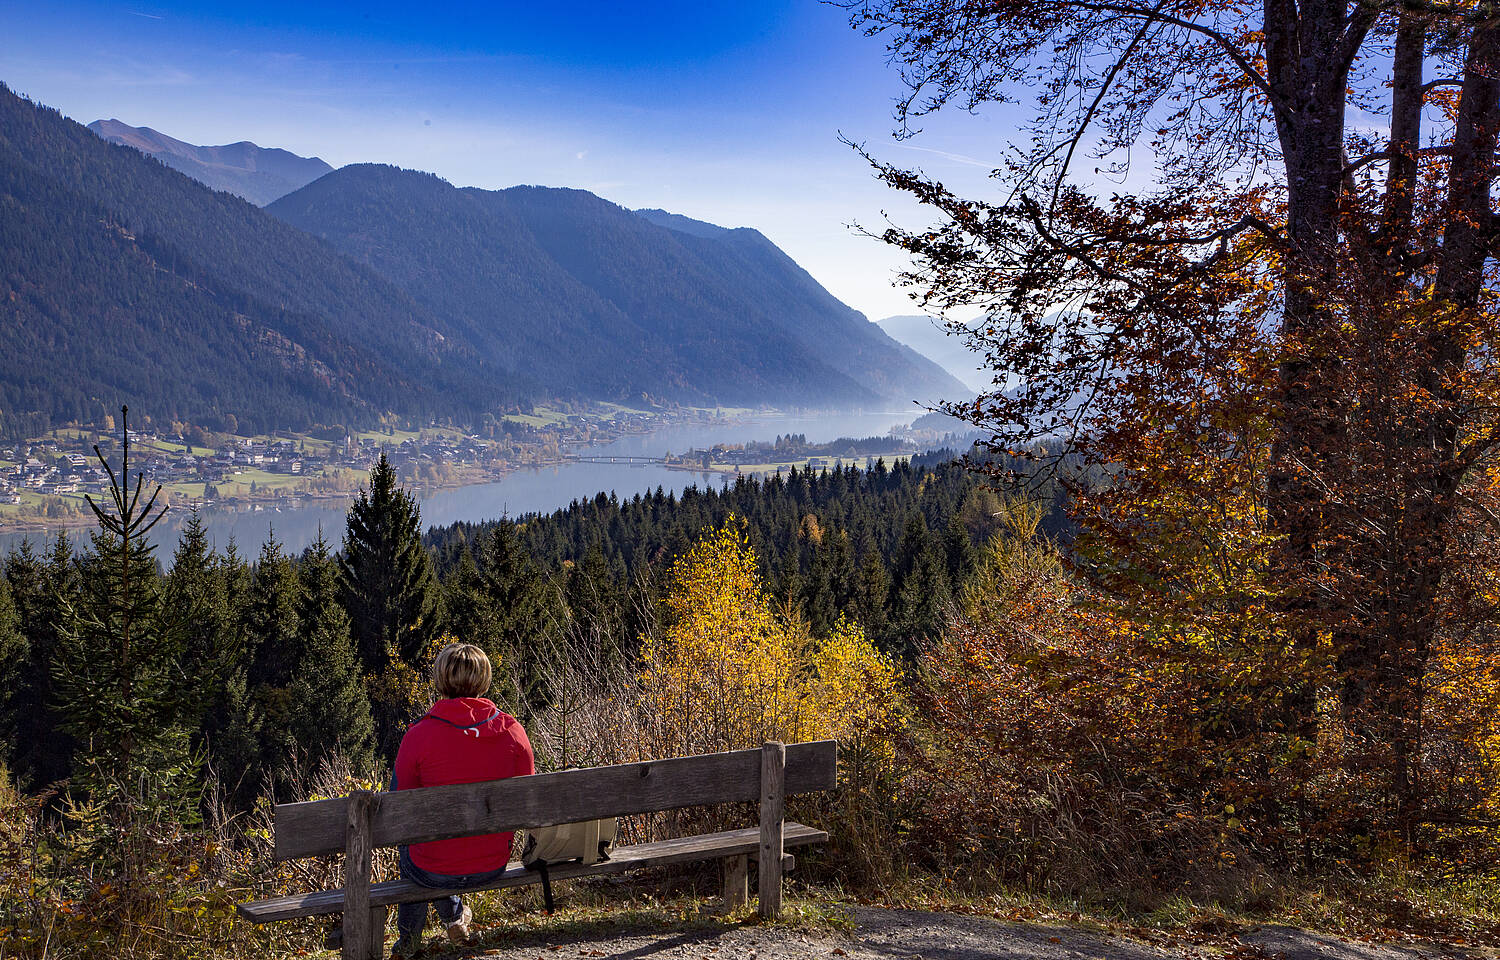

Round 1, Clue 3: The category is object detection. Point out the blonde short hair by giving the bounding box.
[432,643,492,699]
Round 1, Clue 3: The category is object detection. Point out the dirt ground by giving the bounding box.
[423,906,1481,960]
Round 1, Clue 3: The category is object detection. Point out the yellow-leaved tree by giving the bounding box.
[632,520,905,876]
[635,519,902,758]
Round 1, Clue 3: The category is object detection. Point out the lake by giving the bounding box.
[0,410,923,558]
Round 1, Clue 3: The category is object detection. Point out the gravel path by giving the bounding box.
[447,907,1476,960]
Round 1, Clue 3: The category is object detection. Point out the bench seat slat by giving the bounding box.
[238,822,828,923]
[274,741,837,861]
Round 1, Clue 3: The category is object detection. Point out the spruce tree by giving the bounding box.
[248,531,301,691]
[887,513,952,659]
[563,543,624,656]
[53,409,195,804]
[211,537,263,799]
[442,547,488,652]
[0,571,24,761]
[803,528,855,636]
[338,454,441,756]
[291,532,375,778]
[942,514,977,586]
[891,549,952,661]
[4,538,76,788]
[477,524,566,715]
[215,668,264,806]
[164,509,241,761]
[852,539,890,650]
[243,532,303,796]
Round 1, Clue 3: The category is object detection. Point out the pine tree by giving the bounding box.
[477,524,566,716]
[164,509,241,761]
[53,408,195,804]
[339,454,441,756]
[290,532,375,779]
[241,532,304,797]
[887,513,951,659]
[248,531,301,691]
[4,538,77,788]
[852,538,890,650]
[0,571,25,758]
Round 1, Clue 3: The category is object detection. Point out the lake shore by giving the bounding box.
[0,410,932,554]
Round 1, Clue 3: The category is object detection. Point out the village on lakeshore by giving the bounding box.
[0,402,954,532]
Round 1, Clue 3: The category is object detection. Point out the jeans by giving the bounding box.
[389,773,507,943]
[395,845,507,942]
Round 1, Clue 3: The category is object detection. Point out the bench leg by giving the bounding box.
[368,906,387,959]
[343,790,379,960]
[722,854,748,909]
[341,905,385,960]
[759,741,786,919]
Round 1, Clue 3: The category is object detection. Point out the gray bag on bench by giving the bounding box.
[521,818,617,912]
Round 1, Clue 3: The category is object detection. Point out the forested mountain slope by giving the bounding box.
[268,165,966,406]
[87,119,333,205]
[0,85,524,436]
[1,85,960,438]
[629,208,964,403]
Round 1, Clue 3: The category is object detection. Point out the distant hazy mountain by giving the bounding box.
[877,315,991,396]
[87,119,333,205]
[1,85,518,436]
[268,166,966,407]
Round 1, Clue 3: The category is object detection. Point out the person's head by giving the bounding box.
[432,642,492,699]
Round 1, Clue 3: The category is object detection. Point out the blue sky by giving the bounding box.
[1,0,1016,320]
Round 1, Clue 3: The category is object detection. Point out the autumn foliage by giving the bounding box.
[841,0,1500,866]
[635,519,902,759]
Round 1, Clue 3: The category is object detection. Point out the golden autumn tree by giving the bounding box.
[844,0,1500,851]
[635,520,901,759]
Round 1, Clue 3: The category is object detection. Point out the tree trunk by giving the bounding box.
[1263,0,1356,765]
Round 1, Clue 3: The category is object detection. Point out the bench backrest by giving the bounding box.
[275,740,838,861]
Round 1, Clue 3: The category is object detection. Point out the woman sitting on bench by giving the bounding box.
[390,642,535,956]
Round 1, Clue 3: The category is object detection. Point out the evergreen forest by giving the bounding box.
[0,448,1013,806]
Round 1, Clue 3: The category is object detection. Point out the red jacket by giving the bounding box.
[394,697,535,875]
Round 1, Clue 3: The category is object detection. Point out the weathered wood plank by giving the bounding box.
[758,741,786,919]
[239,823,827,923]
[722,854,747,908]
[341,790,377,960]
[276,740,836,861]
[368,907,386,958]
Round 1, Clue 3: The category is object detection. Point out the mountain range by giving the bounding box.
[267,165,960,407]
[86,119,333,205]
[877,315,991,396]
[0,84,963,437]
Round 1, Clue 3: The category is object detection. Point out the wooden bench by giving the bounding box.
[238,740,837,959]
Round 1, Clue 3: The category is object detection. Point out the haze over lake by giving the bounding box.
[0,411,933,557]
